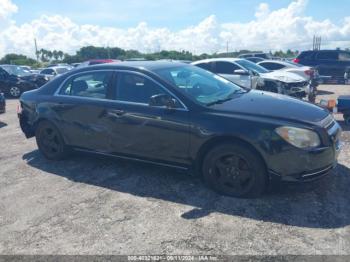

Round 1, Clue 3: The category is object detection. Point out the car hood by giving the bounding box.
[260,70,306,83]
[211,90,329,125]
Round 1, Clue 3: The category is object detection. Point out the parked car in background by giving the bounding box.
[294,50,350,83]
[0,92,5,113]
[0,65,49,98]
[257,60,319,102]
[257,60,316,80]
[40,66,71,80]
[47,63,73,69]
[77,59,120,68]
[192,58,310,99]
[18,61,342,198]
[19,66,32,73]
[245,57,265,63]
[71,63,82,68]
[239,53,272,60]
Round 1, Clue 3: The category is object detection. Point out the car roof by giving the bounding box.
[74,61,188,73]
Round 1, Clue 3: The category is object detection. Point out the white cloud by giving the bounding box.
[0,0,350,58]
[0,0,17,19]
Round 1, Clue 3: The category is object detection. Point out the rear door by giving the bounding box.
[104,71,190,165]
[53,70,115,151]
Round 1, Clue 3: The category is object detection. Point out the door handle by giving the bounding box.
[106,109,125,118]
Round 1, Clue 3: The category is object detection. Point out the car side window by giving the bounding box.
[0,69,7,80]
[260,62,285,70]
[215,62,240,74]
[116,73,168,104]
[317,51,338,60]
[196,63,212,71]
[339,52,350,61]
[59,71,113,99]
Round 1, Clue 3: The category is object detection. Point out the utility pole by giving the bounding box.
[226,41,229,56]
[34,38,39,62]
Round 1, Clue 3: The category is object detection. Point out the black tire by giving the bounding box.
[202,143,267,198]
[35,120,69,160]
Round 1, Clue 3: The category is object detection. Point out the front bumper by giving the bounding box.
[284,81,310,96]
[267,120,342,183]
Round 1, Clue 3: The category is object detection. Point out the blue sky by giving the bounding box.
[11,0,349,30]
[1,0,349,56]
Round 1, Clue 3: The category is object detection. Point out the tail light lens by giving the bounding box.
[304,69,314,77]
[293,58,300,63]
[17,102,22,114]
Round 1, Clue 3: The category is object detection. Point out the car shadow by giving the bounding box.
[317,90,335,95]
[339,120,350,131]
[0,121,7,128]
[22,150,350,229]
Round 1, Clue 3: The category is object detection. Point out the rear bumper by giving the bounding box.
[18,113,35,138]
[0,100,5,114]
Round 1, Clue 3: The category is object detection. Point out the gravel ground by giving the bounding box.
[0,85,349,255]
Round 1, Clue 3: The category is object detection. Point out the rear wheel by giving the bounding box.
[202,143,267,198]
[9,86,22,98]
[35,121,69,160]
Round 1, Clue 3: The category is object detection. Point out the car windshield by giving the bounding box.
[235,59,270,74]
[1,65,31,76]
[154,65,246,106]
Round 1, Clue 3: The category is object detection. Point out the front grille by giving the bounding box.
[286,81,308,89]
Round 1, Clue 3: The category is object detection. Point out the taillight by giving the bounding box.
[17,102,22,114]
[304,69,314,77]
[293,58,300,63]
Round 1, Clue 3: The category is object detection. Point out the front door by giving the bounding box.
[105,71,190,165]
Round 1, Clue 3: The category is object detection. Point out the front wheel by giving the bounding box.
[9,86,22,98]
[35,121,69,160]
[202,143,267,198]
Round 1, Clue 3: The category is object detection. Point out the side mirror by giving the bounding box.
[149,94,176,109]
[233,69,249,75]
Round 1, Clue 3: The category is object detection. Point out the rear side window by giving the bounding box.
[116,73,166,104]
[59,71,113,99]
[196,63,212,71]
[317,51,338,60]
[259,62,285,70]
[215,62,240,74]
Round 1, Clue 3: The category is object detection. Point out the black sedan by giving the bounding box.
[18,62,342,198]
[0,65,49,98]
[0,92,5,114]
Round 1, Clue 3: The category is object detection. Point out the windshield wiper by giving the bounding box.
[206,90,246,106]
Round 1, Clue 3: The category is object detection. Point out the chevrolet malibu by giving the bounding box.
[18,62,342,198]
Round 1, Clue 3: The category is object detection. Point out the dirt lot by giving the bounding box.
[0,85,349,255]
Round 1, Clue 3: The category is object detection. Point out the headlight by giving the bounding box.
[275,126,321,148]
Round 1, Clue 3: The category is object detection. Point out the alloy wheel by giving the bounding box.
[9,86,21,98]
[212,154,254,195]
